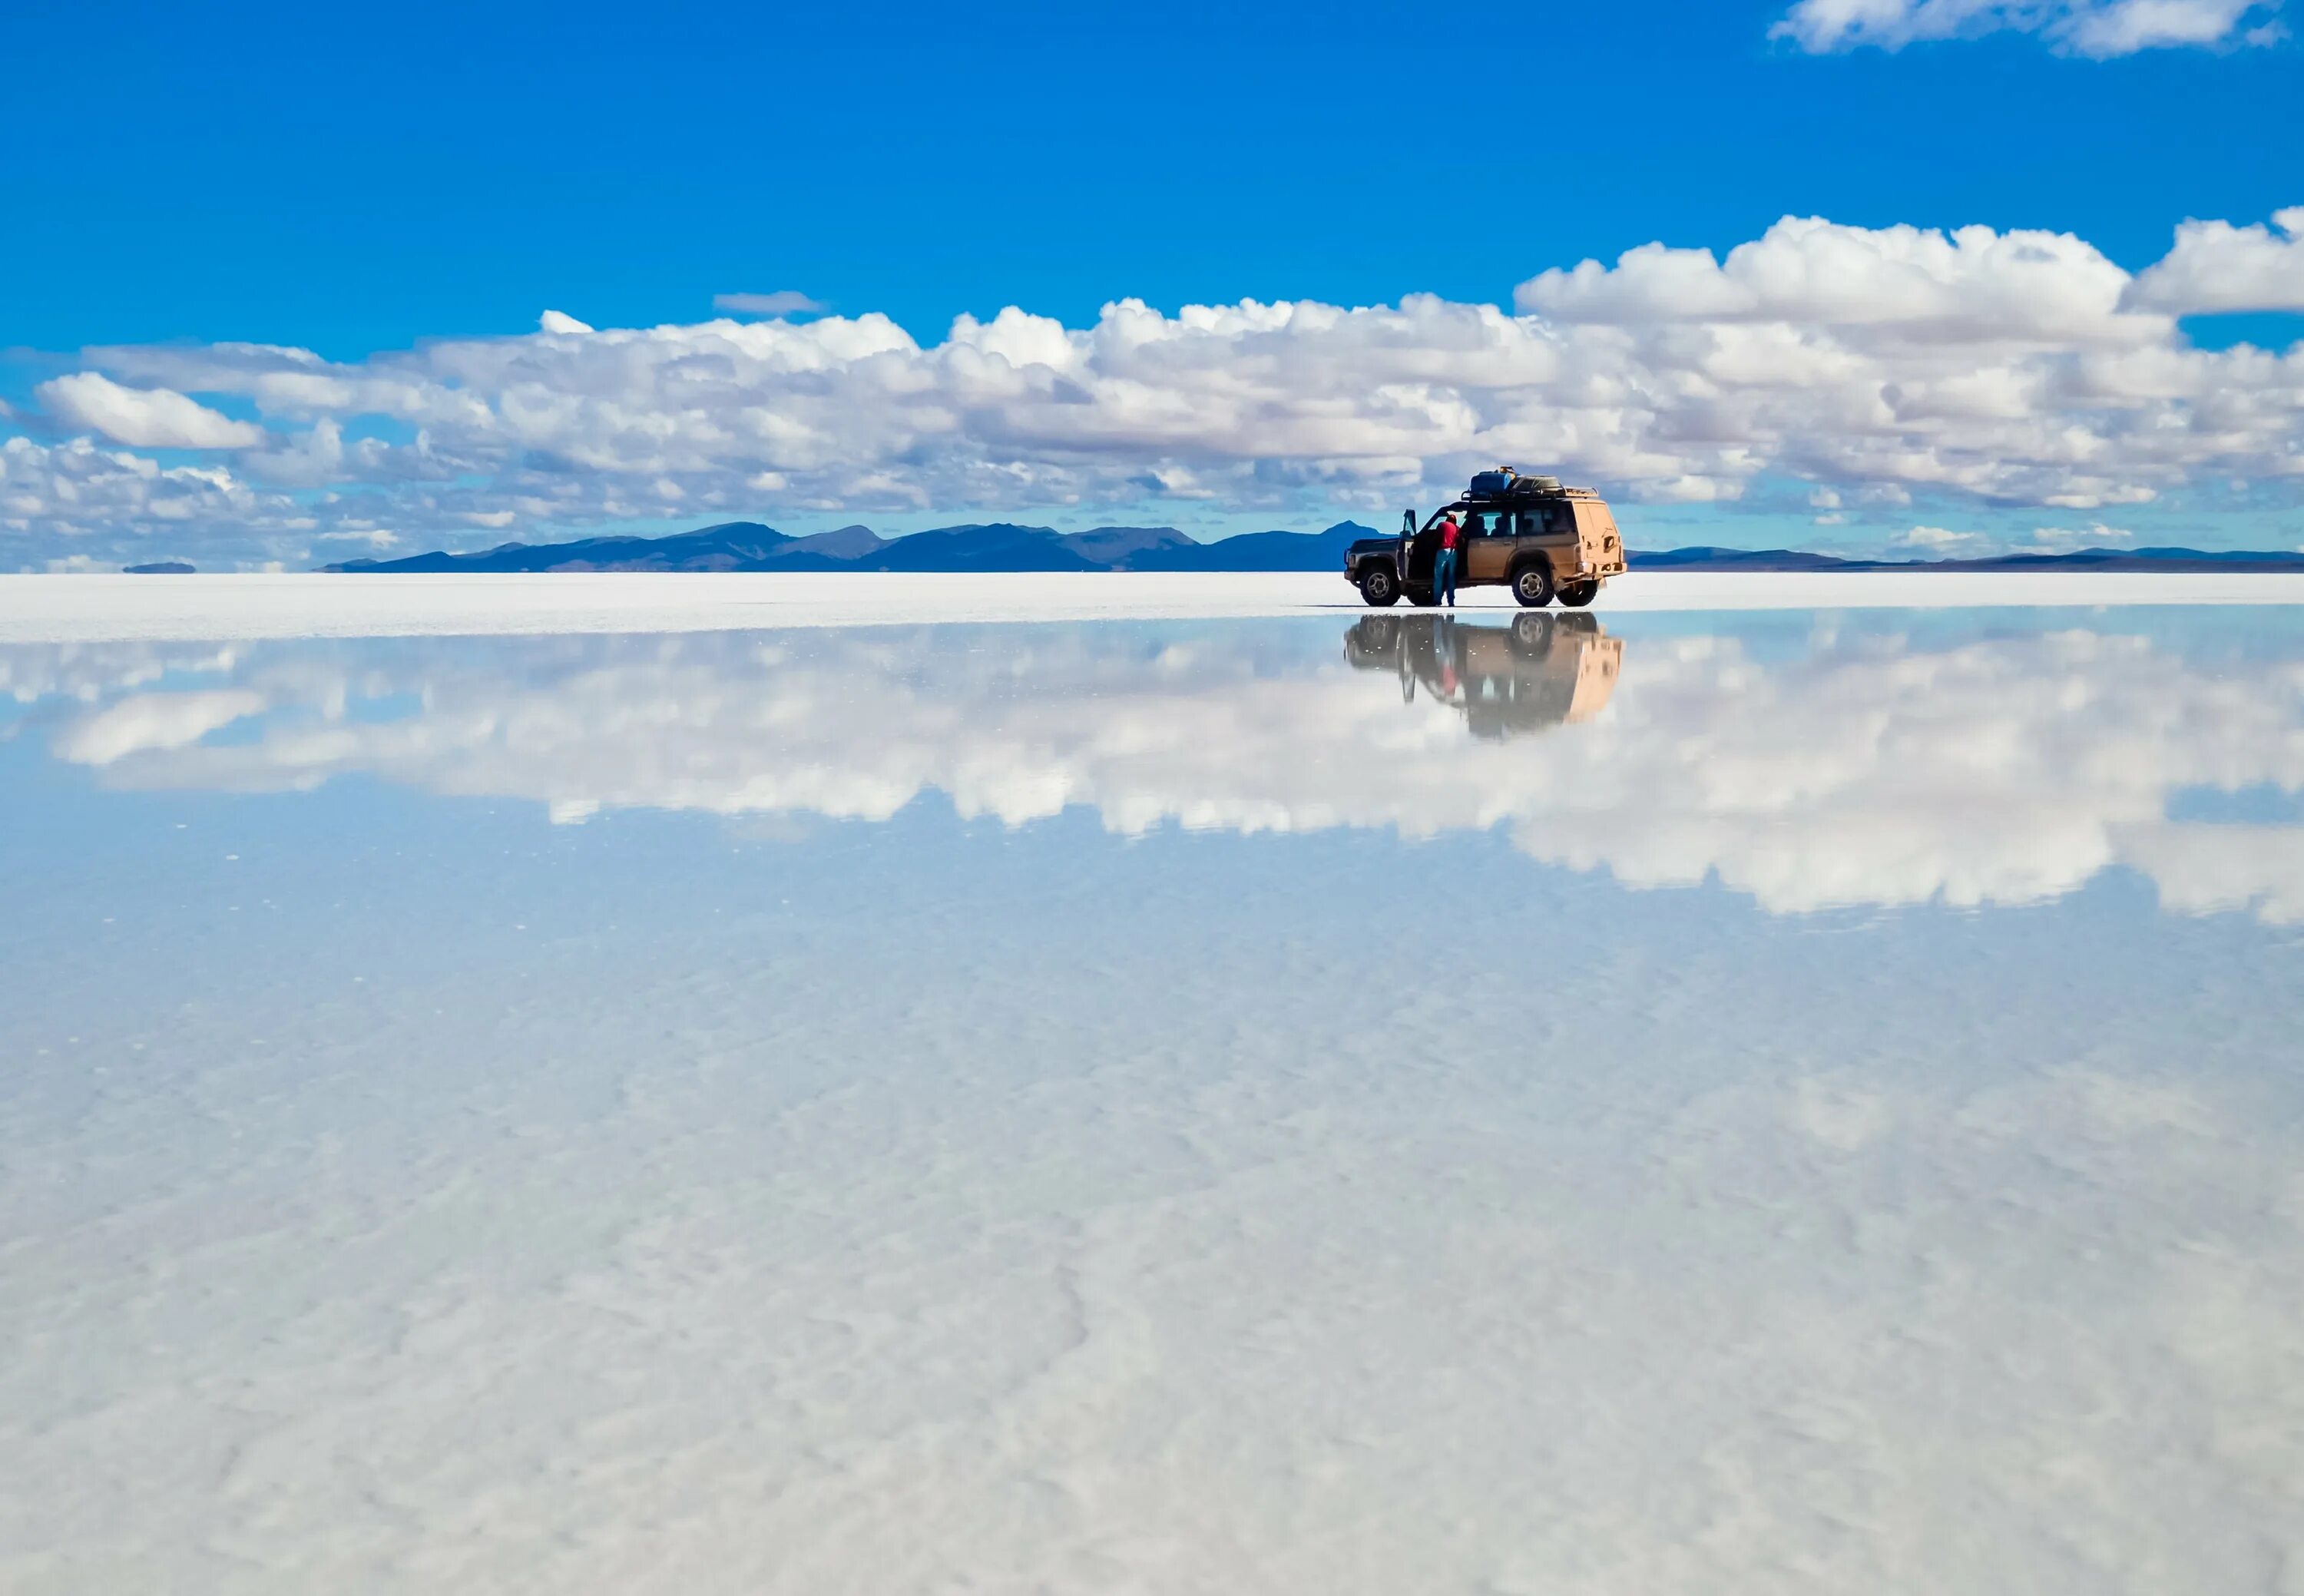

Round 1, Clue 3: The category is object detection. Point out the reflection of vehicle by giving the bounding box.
[1345,612,1624,739]
[1345,467,1628,610]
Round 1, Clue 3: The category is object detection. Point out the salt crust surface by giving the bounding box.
[5,869,2300,1594]
[4,615,2302,1592]
[7,569,2304,642]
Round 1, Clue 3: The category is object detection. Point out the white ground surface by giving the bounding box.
[7,569,2304,641]
[5,614,2302,1592]
[5,829,2300,1596]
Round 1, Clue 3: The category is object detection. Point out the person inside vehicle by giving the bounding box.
[1435,513,1461,608]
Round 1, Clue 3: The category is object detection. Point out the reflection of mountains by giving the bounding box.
[1345,614,1623,740]
[14,621,2304,920]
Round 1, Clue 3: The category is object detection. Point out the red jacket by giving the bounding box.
[1441,520,1461,551]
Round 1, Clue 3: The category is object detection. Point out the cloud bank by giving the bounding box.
[6,207,2302,560]
[1771,0,2289,55]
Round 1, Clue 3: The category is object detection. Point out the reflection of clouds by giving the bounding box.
[1523,631,2304,916]
[2119,822,2304,925]
[52,690,266,765]
[0,641,243,705]
[16,621,2304,919]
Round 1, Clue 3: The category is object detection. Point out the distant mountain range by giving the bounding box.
[320,522,2304,575]
[1627,545,2304,573]
[322,520,1380,574]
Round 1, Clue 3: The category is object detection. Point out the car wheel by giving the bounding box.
[1512,563,1554,608]
[1558,580,1597,608]
[1358,565,1399,607]
[1510,612,1554,656]
[1409,587,1439,607]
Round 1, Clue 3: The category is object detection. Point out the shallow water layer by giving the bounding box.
[3,608,2301,1593]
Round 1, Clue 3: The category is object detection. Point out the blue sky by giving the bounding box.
[5,0,2302,565]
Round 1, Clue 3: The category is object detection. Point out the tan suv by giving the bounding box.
[1345,469,1629,608]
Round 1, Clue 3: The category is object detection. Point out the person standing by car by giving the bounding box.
[1434,513,1462,608]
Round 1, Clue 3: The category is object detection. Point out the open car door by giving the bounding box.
[1403,508,1450,589]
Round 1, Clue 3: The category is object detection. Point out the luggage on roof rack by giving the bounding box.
[1469,468,1571,499]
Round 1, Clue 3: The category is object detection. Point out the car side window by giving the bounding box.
[1541,502,1575,536]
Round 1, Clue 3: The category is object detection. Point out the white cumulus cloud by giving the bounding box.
[35,373,266,450]
[1771,0,2286,55]
[2126,206,2304,313]
[713,290,826,316]
[1896,525,1983,550]
[0,436,313,549]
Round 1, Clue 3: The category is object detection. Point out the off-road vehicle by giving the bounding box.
[1344,611,1624,739]
[1345,468,1627,609]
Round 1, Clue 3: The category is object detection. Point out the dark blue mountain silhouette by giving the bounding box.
[322,519,1379,573]
[1058,526,1203,566]
[329,522,795,572]
[1124,523,1373,571]
[861,524,1101,571]
[1627,546,1858,571]
[789,524,886,560]
[319,521,2304,575]
[1624,545,2304,572]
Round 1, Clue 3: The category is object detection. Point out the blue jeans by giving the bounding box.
[1433,548,1458,606]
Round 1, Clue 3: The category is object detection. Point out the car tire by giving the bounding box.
[1511,562,1554,608]
[1358,565,1399,607]
[1510,612,1554,656]
[1558,580,1597,608]
[1409,587,1439,607]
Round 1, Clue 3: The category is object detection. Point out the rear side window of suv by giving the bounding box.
[1528,502,1575,536]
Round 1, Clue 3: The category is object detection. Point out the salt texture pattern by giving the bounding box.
[2,607,2300,1594]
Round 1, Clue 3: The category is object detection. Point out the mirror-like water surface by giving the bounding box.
[3,609,2300,1592]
